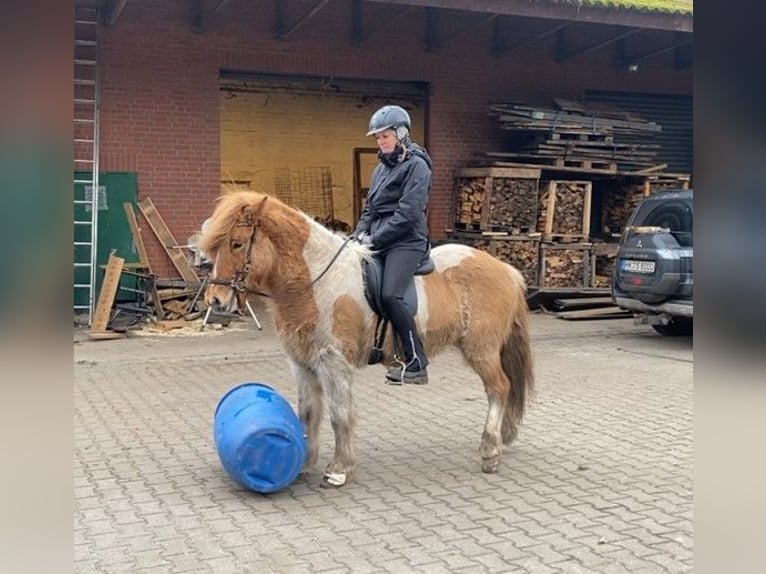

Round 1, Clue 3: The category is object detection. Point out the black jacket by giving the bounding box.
[354,143,432,253]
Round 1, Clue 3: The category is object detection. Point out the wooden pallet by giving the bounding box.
[538,180,592,239]
[542,233,589,243]
[453,166,540,233]
[538,242,594,289]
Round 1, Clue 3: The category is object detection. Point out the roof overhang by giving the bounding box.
[366,0,692,33]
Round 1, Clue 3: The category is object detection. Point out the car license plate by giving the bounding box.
[621,259,655,274]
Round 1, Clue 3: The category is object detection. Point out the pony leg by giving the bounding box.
[465,355,510,473]
[288,360,323,471]
[314,348,356,488]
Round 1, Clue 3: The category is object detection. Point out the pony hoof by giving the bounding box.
[481,456,500,473]
[320,472,347,488]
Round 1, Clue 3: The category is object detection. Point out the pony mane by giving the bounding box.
[199,191,282,254]
[199,190,370,266]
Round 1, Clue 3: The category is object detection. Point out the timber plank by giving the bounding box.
[90,252,124,334]
[137,197,200,285]
[123,202,165,320]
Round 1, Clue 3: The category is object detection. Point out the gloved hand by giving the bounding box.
[356,232,373,247]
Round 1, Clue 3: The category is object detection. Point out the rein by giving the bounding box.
[207,224,355,300]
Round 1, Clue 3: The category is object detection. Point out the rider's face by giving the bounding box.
[374,130,398,154]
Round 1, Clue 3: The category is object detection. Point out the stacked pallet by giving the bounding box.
[451,171,599,290]
[600,179,647,236]
[538,242,594,289]
[647,173,691,193]
[487,99,662,172]
[592,242,619,288]
[453,167,540,233]
[537,180,592,241]
[454,231,540,288]
[451,166,543,288]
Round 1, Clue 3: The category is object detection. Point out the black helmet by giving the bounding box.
[366,105,411,137]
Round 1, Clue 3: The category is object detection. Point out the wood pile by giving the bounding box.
[489,236,540,288]
[453,167,540,232]
[452,232,540,288]
[487,98,662,172]
[537,180,591,241]
[592,242,619,289]
[488,177,539,233]
[600,179,647,236]
[454,178,487,229]
[539,242,593,289]
[647,173,691,193]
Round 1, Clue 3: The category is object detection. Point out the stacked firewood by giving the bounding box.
[453,167,540,232]
[488,178,538,233]
[539,243,591,288]
[592,242,619,288]
[452,233,540,288]
[537,181,590,239]
[600,180,646,235]
[648,174,691,194]
[490,237,540,287]
[454,177,487,228]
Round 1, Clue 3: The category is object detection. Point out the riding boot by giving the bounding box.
[386,329,429,385]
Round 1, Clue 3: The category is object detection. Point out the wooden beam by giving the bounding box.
[275,0,286,38]
[351,0,363,46]
[494,21,570,57]
[365,0,692,33]
[192,0,233,33]
[123,203,165,321]
[137,197,200,285]
[491,16,505,56]
[673,50,692,70]
[618,38,692,66]
[355,4,411,46]
[275,0,332,39]
[105,0,129,26]
[557,26,640,62]
[429,13,496,50]
[424,7,437,52]
[90,252,124,334]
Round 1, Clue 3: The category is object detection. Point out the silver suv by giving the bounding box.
[612,189,693,336]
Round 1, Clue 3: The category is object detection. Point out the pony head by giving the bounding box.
[198,192,275,313]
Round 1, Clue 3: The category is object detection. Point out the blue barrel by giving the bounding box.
[213,383,307,493]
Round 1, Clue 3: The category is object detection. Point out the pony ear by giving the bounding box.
[238,194,269,226]
[252,194,268,217]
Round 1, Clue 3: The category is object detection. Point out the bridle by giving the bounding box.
[206,220,354,300]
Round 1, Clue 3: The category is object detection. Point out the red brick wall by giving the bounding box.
[98,0,691,274]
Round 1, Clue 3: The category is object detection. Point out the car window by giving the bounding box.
[631,199,693,247]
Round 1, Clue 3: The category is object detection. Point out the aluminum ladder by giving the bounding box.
[73,5,101,325]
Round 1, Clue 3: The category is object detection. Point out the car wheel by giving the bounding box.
[652,318,693,336]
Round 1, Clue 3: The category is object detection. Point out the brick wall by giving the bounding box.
[98,0,692,275]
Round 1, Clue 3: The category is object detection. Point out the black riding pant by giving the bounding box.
[378,247,429,369]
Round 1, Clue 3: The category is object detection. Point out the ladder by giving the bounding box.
[73,5,101,324]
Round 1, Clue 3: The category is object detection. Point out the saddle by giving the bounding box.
[363,252,435,365]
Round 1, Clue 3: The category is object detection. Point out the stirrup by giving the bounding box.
[385,358,406,385]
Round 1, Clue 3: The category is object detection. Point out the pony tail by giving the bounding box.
[501,310,534,425]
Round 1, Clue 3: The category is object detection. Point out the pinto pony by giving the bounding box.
[199,191,533,488]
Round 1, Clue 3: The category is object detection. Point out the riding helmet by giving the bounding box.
[366,105,411,137]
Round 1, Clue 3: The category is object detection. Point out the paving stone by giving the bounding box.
[74,314,692,574]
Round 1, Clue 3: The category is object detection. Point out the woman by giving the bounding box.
[353,104,432,385]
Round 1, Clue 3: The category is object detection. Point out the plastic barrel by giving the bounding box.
[213,382,307,493]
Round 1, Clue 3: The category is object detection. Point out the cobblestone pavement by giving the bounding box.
[74,311,693,573]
